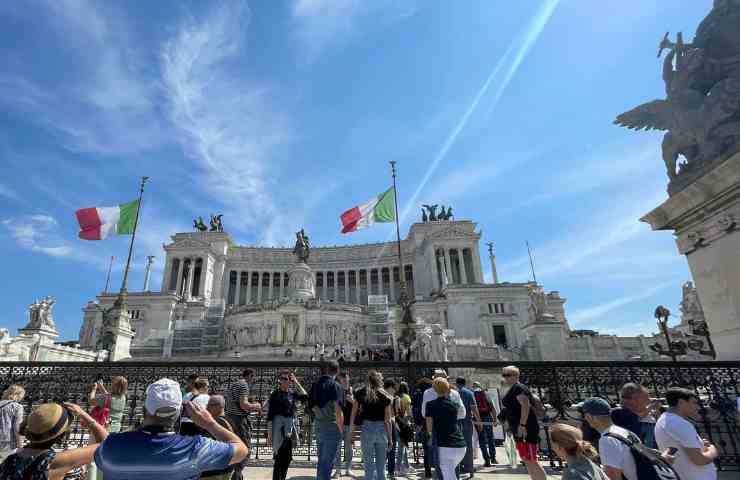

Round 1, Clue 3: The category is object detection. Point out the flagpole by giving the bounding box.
[119,176,149,297]
[389,161,404,294]
[104,256,114,293]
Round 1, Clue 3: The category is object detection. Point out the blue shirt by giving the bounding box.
[457,386,477,421]
[95,430,234,480]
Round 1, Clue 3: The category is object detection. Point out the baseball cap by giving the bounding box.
[581,397,611,417]
[145,378,182,417]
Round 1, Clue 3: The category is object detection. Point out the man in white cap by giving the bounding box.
[95,378,248,480]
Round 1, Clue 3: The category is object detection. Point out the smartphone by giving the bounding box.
[667,447,679,455]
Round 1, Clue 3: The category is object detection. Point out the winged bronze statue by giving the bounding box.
[615,3,740,184]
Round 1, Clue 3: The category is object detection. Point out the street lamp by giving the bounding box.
[649,305,687,362]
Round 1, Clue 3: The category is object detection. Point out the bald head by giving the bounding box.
[207,394,226,417]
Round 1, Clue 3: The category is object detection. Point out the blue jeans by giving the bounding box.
[334,425,353,471]
[478,413,497,463]
[316,426,342,480]
[361,421,388,480]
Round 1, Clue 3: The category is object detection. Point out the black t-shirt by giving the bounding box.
[501,382,540,443]
[354,387,391,422]
[267,389,307,421]
[425,397,466,448]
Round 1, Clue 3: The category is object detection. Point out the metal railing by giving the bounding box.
[1,360,738,470]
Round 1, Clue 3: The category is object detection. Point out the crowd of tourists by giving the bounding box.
[0,362,721,480]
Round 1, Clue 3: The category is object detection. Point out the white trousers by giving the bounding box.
[438,446,466,480]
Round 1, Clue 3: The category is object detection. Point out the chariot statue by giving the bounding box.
[209,214,224,232]
[193,217,208,231]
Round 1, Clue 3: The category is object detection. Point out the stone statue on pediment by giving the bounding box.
[25,297,57,331]
[429,324,448,361]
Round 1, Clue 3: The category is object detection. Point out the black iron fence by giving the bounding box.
[2,360,739,470]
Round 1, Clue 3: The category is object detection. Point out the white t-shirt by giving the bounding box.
[182,392,210,423]
[655,412,717,480]
[598,425,638,480]
[421,386,465,419]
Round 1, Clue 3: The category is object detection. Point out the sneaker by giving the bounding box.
[484,461,491,467]
[332,471,341,479]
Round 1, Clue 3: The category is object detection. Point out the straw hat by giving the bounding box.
[23,403,71,445]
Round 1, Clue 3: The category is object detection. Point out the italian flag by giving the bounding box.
[340,187,395,234]
[75,200,139,240]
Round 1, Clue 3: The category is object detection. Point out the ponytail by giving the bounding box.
[550,423,599,462]
[365,370,383,403]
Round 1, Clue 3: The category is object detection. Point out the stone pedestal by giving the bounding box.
[642,151,740,360]
[287,261,316,301]
[98,299,134,361]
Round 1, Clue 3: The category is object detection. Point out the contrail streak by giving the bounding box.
[370,0,560,269]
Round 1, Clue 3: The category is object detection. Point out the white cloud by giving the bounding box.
[0,1,163,156]
[2,216,74,259]
[568,281,673,327]
[161,1,293,238]
[0,183,19,201]
[291,0,419,62]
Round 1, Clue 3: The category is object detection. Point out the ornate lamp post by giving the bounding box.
[649,305,687,362]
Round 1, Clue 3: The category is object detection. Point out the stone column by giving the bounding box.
[186,258,196,299]
[234,271,242,306]
[322,271,327,300]
[198,257,207,298]
[162,257,173,292]
[354,270,360,304]
[458,249,468,284]
[268,271,274,301]
[244,271,251,304]
[444,249,453,285]
[430,246,440,291]
[334,271,339,302]
[279,272,285,299]
[390,268,396,304]
[175,258,184,294]
[257,272,263,304]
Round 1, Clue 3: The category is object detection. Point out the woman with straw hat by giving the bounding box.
[0,402,108,480]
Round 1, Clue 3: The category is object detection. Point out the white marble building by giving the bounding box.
[72,219,698,362]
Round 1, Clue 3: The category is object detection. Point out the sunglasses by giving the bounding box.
[502,373,515,377]
[279,377,290,381]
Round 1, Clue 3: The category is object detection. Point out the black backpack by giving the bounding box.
[604,431,681,480]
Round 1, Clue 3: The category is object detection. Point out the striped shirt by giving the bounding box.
[225,380,250,417]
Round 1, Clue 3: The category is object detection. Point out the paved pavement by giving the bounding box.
[240,446,739,479]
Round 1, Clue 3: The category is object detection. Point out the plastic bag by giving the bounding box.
[504,432,519,468]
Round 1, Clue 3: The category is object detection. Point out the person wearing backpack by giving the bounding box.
[471,382,498,467]
[500,366,546,480]
[655,388,718,480]
[583,397,637,479]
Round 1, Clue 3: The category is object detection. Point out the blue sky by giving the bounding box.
[0,1,709,341]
